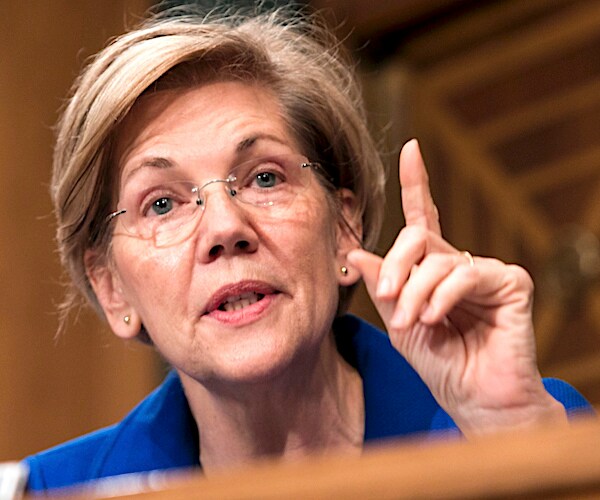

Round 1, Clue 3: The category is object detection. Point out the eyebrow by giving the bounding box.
[121,156,175,185]
[122,133,291,183]
[235,133,289,153]
[138,157,174,169]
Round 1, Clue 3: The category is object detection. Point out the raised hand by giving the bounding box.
[348,139,566,437]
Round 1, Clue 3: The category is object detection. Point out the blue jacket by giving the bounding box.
[24,315,593,493]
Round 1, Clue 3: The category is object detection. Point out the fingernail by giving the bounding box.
[391,310,406,329]
[420,304,433,322]
[377,276,392,297]
[346,249,359,263]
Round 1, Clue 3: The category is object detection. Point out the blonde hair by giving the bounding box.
[52,5,386,327]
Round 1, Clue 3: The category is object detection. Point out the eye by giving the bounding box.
[254,171,279,188]
[140,183,192,218]
[245,158,288,189]
[150,197,173,216]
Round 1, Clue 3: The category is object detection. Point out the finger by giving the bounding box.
[416,256,479,325]
[418,258,532,325]
[377,225,456,301]
[399,139,442,236]
[346,248,382,300]
[347,248,396,323]
[391,252,472,329]
[375,226,427,300]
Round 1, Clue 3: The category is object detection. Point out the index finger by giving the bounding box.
[399,139,442,236]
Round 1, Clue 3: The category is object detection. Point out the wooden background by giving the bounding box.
[2,0,599,461]
[1,1,161,461]
[338,0,600,403]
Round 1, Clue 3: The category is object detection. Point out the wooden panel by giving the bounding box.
[310,0,471,40]
[49,417,600,499]
[315,0,600,404]
[0,1,159,461]
[362,0,600,403]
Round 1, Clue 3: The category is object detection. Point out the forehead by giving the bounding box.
[113,81,298,177]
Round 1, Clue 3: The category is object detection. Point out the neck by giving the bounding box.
[179,333,364,473]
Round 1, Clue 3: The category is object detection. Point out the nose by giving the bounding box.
[194,183,258,262]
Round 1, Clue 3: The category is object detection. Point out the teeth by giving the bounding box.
[219,292,263,312]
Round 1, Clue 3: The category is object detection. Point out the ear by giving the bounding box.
[335,188,363,286]
[84,249,141,340]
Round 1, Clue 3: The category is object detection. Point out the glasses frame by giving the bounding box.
[105,156,362,248]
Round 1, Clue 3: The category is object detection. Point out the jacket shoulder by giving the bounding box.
[24,371,199,493]
[24,425,119,492]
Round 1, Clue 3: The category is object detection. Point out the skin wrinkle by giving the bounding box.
[40,14,578,483]
[89,81,364,470]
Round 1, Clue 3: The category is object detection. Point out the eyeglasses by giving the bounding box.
[106,153,333,248]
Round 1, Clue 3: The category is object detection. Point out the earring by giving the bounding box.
[123,315,131,325]
[341,266,349,276]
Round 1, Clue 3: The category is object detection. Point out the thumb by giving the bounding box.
[347,249,382,301]
[348,249,396,330]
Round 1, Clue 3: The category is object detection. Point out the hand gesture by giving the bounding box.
[348,139,566,437]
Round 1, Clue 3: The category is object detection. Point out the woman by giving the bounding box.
[24,5,591,493]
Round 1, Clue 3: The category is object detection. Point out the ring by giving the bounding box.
[460,250,475,267]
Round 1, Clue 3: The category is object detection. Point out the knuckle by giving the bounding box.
[506,263,535,293]
[422,252,447,268]
[401,224,428,243]
[514,264,534,286]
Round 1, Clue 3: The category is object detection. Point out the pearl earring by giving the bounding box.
[123,315,131,325]
[341,266,348,276]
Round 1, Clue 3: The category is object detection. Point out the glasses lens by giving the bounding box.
[112,154,318,248]
[117,180,200,246]
[230,154,313,209]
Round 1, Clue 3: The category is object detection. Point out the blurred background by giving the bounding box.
[2,0,599,460]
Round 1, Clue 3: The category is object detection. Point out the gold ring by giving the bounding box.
[460,250,475,267]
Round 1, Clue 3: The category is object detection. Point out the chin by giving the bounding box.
[194,338,316,390]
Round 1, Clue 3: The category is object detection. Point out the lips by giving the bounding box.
[202,281,279,317]
[218,291,265,312]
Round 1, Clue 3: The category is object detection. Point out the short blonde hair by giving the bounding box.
[52,6,386,326]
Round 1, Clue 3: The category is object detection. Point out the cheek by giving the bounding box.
[111,240,193,315]
[293,191,338,245]
[279,197,340,283]
[273,201,338,265]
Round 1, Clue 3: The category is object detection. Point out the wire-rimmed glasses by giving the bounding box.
[106,153,333,248]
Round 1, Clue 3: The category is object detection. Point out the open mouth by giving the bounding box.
[218,292,266,312]
[203,281,279,320]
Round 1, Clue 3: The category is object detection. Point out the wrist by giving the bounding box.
[456,396,569,439]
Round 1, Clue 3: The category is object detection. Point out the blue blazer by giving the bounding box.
[24,315,593,493]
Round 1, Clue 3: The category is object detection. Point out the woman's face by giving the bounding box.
[89,81,358,388]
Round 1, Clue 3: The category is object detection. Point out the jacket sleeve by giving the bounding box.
[543,378,595,417]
